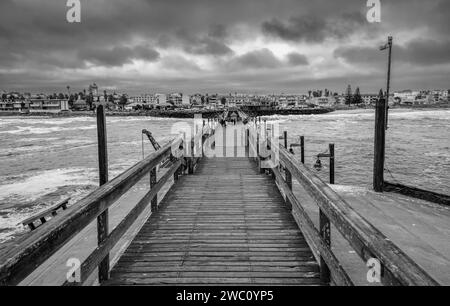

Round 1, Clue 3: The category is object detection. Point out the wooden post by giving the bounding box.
[373,96,386,192]
[285,168,292,210]
[319,210,331,285]
[150,168,157,211]
[300,136,305,164]
[174,164,180,182]
[256,129,259,154]
[385,36,392,129]
[188,136,195,174]
[246,129,250,147]
[329,143,335,185]
[96,105,109,282]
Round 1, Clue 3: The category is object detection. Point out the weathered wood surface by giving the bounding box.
[332,185,450,285]
[0,140,178,285]
[384,181,450,206]
[20,198,70,230]
[275,143,439,286]
[105,157,320,285]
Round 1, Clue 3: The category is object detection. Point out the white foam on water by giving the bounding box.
[388,109,450,120]
[0,125,96,135]
[0,168,96,203]
[0,117,95,126]
[17,137,60,143]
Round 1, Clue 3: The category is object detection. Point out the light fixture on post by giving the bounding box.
[380,36,393,130]
[314,144,335,184]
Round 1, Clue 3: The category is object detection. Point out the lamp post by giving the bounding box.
[380,36,393,130]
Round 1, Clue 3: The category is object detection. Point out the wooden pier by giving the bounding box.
[105,157,319,285]
[0,106,446,286]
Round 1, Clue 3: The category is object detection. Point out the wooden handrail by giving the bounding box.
[260,135,439,286]
[20,198,70,231]
[275,143,439,286]
[0,139,180,286]
[271,166,353,286]
[64,159,182,286]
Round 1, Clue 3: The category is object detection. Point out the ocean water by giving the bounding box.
[0,109,449,243]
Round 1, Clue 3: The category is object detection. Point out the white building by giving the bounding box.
[155,93,167,105]
[28,99,69,113]
[394,90,420,103]
[361,94,379,105]
[309,97,334,107]
[182,94,190,105]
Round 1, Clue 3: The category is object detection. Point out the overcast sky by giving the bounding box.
[0,0,449,94]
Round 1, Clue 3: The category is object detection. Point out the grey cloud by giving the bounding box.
[79,46,160,67]
[0,0,449,92]
[286,52,309,66]
[401,40,450,66]
[230,49,283,69]
[173,29,233,56]
[262,12,367,43]
[334,39,450,66]
[208,24,228,40]
[160,55,202,71]
[262,16,328,43]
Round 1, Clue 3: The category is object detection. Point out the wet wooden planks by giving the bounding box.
[105,157,320,285]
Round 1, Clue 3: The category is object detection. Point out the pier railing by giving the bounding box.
[253,124,438,286]
[0,124,215,286]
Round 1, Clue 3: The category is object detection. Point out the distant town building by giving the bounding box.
[88,83,99,96]
[28,99,69,113]
[361,94,379,105]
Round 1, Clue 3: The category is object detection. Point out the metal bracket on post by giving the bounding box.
[314,143,335,184]
[290,136,305,163]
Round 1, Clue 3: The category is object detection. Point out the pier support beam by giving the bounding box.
[373,96,386,192]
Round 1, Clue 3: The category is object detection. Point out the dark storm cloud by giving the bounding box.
[0,0,449,92]
[334,39,450,67]
[262,12,368,43]
[79,46,160,67]
[286,52,309,66]
[230,49,283,70]
[172,29,233,56]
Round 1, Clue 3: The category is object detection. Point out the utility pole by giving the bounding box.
[380,36,393,130]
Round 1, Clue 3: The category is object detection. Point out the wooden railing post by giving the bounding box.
[188,137,194,174]
[283,131,292,209]
[285,169,292,209]
[150,168,157,211]
[300,136,305,164]
[283,131,288,150]
[319,142,334,285]
[329,143,335,184]
[319,210,331,285]
[246,129,250,148]
[96,105,109,282]
[174,163,180,182]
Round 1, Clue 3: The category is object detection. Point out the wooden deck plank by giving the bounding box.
[105,157,320,286]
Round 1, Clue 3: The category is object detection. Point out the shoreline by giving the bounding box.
[0,108,335,118]
[0,104,448,118]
